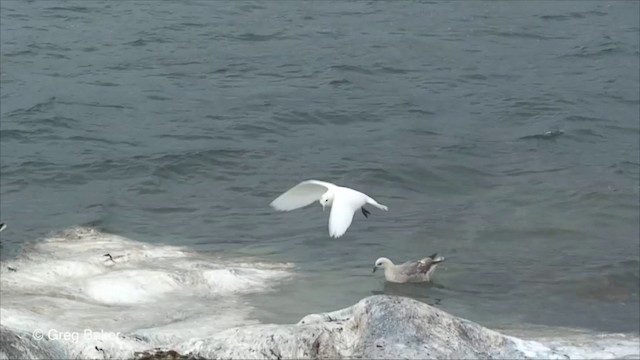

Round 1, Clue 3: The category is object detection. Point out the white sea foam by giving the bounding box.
[524,334,639,359]
[83,270,183,305]
[506,327,640,360]
[0,226,294,358]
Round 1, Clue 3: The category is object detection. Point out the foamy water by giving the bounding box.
[0,226,294,358]
[1,227,638,359]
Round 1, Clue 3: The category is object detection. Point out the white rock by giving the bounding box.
[175,295,572,359]
[2,295,638,360]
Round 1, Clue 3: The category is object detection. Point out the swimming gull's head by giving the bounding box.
[372,257,393,273]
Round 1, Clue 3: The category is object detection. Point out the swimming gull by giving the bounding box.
[373,253,445,283]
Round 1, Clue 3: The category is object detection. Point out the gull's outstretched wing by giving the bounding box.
[328,193,360,238]
[270,180,335,211]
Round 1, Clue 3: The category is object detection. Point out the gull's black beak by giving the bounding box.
[361,208,371,218]
[372,266,377,273]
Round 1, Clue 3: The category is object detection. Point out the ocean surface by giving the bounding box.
[1,0,638,344]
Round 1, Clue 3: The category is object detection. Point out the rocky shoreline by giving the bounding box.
[2,295,638,360]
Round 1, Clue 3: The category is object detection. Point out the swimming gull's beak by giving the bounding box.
[372,266,377,273]
[429,252,445,263]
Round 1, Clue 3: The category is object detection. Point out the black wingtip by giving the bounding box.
[429,252,438,259]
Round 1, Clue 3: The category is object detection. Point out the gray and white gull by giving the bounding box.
[373,253,445,283]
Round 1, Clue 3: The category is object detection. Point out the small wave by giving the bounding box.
[0,128,52,142]
[231,31,285,42]
[539,10,607,21]
[330,64,375,75]
[609,161,640,180]
[519,130,565,140]
[502,166,568,177]
[140,206,198,214]
[154,133,216,141]
[124,36,171,47]
[237,3,267,13]
[564,115,603,123]
[560,41,627,58]
[148,148,250,179]
[55,100,134,110]
[44,6,91,13]
[377,66,416,75]
[478,29,570,41]
[146,94,172,101]
[272,109,382,126]
[572,128,604,138]
[228,122,284,137]
[5,97,57,118]
[66,135,139,147]
[2,49,38,58]
[601,123,640,134]
[179,22,207,28]
[328,79,351,86]
[81,80,120,87]
[562,260,640,303]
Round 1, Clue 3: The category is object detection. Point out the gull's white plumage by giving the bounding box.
[270,180,388,238]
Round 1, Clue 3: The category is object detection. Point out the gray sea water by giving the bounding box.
[1,0,638,336]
